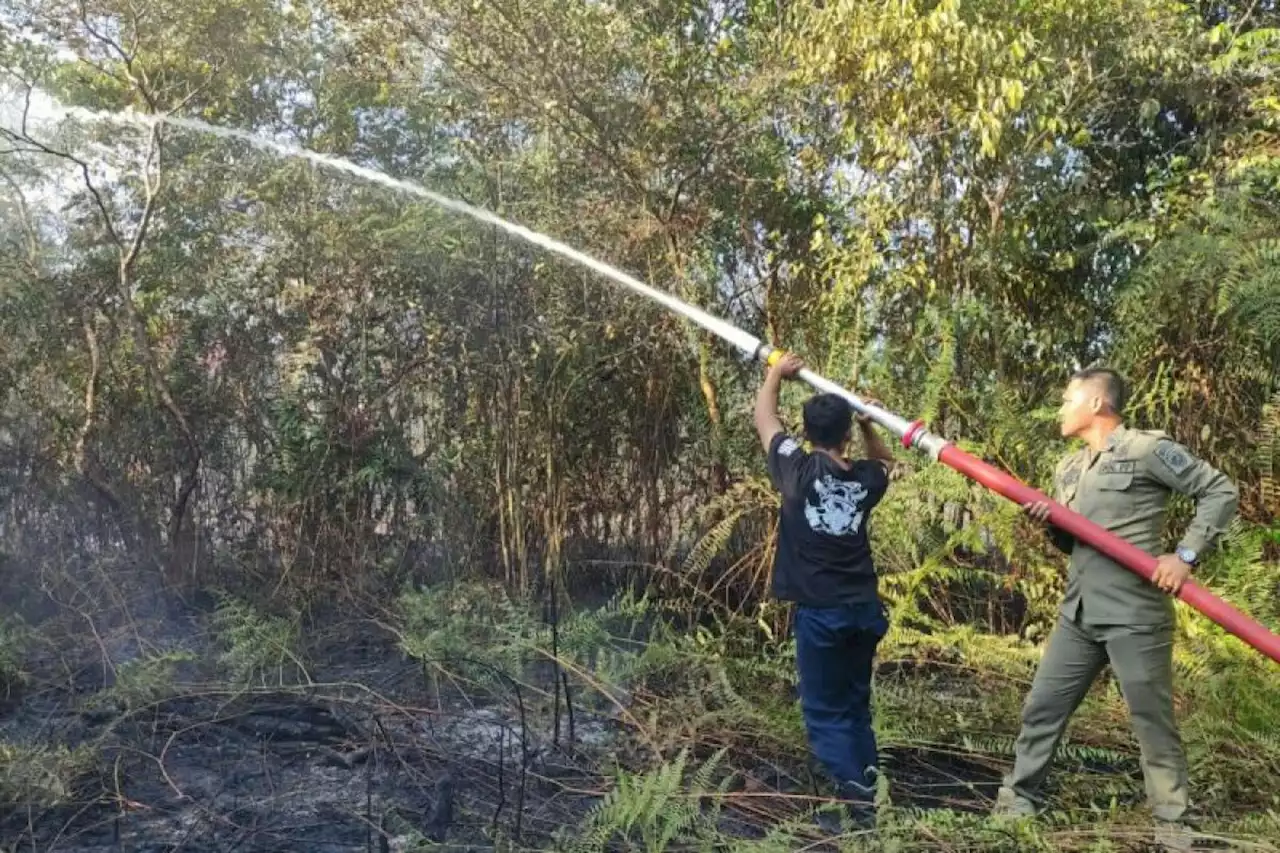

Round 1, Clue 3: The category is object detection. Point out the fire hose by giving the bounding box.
[616,285,1280,665]
[40,106,1279,662]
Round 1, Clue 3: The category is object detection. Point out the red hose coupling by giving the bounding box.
[901,420,926,449]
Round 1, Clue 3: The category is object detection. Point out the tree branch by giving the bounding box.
[107,119,202,551]
[0,169,41,268]
[120,119,161,276]
[1,81,125,249]
[77,0,157,110]
[74,313,102,478]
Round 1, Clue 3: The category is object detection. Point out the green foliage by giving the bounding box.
[211,594,308,686]
[0,742,97,809]
[397,579,541,685]
[1262,391,1280,515]
[0,615,29,698]
[563,747,732,853]
[1190,520,1280,633]
[82,650,197,713]
[0,0,1279,847]
[1181,659,1280,812]
[865,807,1063,853]
[114,651,195,703]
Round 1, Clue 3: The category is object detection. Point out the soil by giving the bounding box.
[0,615,1053,852]
[0,626,614,852]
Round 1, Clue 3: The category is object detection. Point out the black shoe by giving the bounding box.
[812,778,876,834]
[837,778,875,802]
[837,778,877,829]
[813,803,875,834]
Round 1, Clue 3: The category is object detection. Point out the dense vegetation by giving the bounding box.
[1,0,1278,850]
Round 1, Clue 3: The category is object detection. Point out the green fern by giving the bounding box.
[1055,742,1136,768]
[918,306,957,428]
[1260,392,1279,515]
[1121,190,1280,379]
[211,594,308,687]
[0,742,97,809]
[1219,235,1280,353]
[557,588,656,664]
[1190,519,1280,632]
[83,650,196,712]
[565,747,732,853]
[668,477,778,596]
[1221,809,1280,838]
[679,510,748,582]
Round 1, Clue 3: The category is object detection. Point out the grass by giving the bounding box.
[0,559,1275,852]
[390,578,1280,852]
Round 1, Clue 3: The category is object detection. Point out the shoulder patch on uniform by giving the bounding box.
[776,437,800,457]
[1153,441,1193,476]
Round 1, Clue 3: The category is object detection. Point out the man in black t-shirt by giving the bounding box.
[753,353,895,822]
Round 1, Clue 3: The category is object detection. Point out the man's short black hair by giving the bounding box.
[803,393,852,449]
[1072,366,1128,414]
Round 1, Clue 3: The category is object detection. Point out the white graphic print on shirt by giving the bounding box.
[804,474,870,536]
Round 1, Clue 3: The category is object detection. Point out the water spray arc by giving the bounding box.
[36,105,1280,665]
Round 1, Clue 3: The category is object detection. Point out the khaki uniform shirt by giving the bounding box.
[1050,425,1239,626]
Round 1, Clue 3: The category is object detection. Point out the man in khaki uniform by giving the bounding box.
[994,367,1238,842]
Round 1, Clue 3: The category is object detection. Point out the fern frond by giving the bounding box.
[680,510,747,579]
[0,742,98,809]
[567,747,730,853]
[1260,392,1280,515]
[1055,741,1136,768]
[919,308,957,427]
[210,593,306,686]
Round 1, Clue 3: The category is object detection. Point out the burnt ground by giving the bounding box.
[0,626,617,852]
[0,619,1051,853]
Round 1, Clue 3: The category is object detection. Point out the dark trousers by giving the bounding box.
[794,600,888,790]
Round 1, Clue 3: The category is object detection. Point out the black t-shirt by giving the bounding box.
[766,432,890,607]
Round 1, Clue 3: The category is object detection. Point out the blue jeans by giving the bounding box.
[794,600,888,790]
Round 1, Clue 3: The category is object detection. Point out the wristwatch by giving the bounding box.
[1175,546,1198,566]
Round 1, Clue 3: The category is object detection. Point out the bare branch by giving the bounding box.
[20,78,34,136]
[76,0,135,66]
[1,70,135,251]
[74,313,102,478]
[126,0,145,64]
[0,169,42,268]
[173,73,219,115]
[76,0,157,110]
[2,119,126,249]
[102,119,202,560]
[1233,0,1261,39]
[120,118,162,276]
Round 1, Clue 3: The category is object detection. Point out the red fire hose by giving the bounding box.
[937,442,1280,663]
[63,108,1277,661]
[758,347,1280,666]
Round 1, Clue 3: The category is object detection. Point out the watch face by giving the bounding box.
[1178,547,1197,564]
